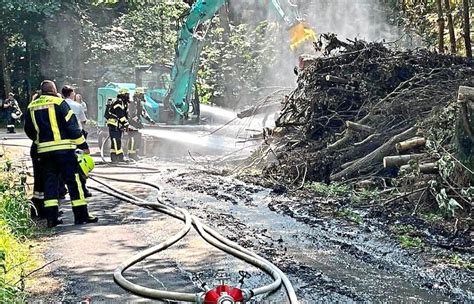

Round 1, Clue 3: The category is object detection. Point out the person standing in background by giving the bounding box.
[105,88,129,163]
[75,94,87,118]
[3,93,21,133]
[62,85,92,197]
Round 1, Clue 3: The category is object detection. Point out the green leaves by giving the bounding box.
[198,18,277,106]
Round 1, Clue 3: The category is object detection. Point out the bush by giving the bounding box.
[0,162,36,302]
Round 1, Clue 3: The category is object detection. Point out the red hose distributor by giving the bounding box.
[203,285,245,304]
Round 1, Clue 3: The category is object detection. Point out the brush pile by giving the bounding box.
[260,35,473,193]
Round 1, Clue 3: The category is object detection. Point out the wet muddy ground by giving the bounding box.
[32,158,470,302]
[161,164,473,302]
[4,131,471,303]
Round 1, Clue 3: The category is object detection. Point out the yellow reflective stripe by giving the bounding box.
[48,106,61,141]
[107,119,118,126]
[44,199,59,207]
[113,104,124,109]
[37,144,76,153]
[112,139,118,153]
[37,139,78,148]
[119,117,127,122]
[75,173,85,201]
[30,109,40,143]
[28,96,63,109]
[65,110,74,122]
[112,138,123,154]
[71,199,87,207]
[71,136,85,145]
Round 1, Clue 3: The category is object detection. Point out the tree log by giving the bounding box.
[395,137,427,153]
[455,86,474,181]
[331,127,417,181]
[327,130,352,152]
[354,133,378,146]
[383,153,428,168]
[400,162,438,174]
[346,121,374,133]
[325,75,350,84]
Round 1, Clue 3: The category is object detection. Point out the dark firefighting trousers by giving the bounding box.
[30,145,45,218]
[109,126,123,162]
[127,129,141,159]
[6,109,15,133]
[41,150,88,221]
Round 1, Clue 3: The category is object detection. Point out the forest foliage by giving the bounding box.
[0,0,472,114]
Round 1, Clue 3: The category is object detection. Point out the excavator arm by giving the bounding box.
[164,0,315,121]
[164,0,226,122]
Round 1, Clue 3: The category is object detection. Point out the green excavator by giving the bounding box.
[96,0,316,127]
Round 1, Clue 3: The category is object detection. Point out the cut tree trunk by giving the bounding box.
[436,0,445,53]
[346,121,375,133]
[331,127,418,181]
[325,75,350,84]
[383,153,428,168]
[444,0,456,53]
[463,0,472,58]
[456,86,474,180]
[395,137,426,153]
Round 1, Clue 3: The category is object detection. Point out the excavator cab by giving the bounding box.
[135,64,173,122]
[135,64,200,124]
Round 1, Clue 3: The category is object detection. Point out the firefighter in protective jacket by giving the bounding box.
[127,87,153,160]
[105,88,129,163]
[24,80,98,228]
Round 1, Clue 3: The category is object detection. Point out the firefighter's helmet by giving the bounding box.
[135,87,145,94]
[77,152,95,177]
[118,88,129,95]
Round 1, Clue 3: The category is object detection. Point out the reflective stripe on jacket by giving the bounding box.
[24,94,88,154]
[106,99,129,129]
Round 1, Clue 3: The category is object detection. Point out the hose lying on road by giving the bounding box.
[89,174,298,303]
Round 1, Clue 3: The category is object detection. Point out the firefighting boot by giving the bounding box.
[73,205,98,225]
[128,153,140,161]
[110,153,118,164]
[117,153,127,163]
[45,206,63,228]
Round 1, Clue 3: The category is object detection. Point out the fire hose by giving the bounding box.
[0,138,298,302]
[88,174,298,303]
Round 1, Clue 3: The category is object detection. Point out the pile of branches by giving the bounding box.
[262,35,473,188]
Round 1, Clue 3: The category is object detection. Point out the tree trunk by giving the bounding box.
[219,3,234,108]
[436,0,445,53]
[455,86,474,181]
[0,37,11,95]
[395,137,426,153]
[444,0,456,54]
[331,127,418,181]
[383,153,428,168]
[463,0,472,58]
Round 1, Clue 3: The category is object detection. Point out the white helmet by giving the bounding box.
[11,111,22,120]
